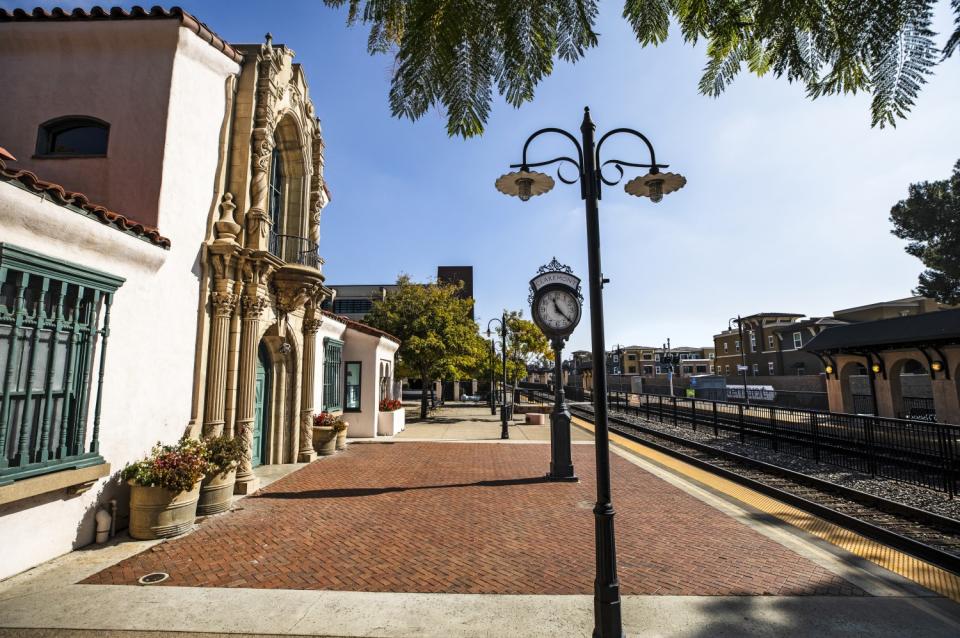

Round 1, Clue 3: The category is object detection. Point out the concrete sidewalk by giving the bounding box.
[2,407,959,637]
[396,405,594,441]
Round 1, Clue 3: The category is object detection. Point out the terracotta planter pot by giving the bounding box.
[313,425,337,456]
[336,423,349,450]
[197,467,237,516]
[128,480,201,540]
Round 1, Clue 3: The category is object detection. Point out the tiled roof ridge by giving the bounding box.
[0,157,171,248]
[0,5,244,64]
[320,309,401,345]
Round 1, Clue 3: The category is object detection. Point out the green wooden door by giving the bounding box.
[253,344,271,467]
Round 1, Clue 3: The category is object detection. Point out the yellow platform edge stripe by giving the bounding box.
[571,415,960,602]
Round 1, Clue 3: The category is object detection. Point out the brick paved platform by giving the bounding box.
[84,443,864,596]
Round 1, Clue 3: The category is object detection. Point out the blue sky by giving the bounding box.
[13,1,960,351]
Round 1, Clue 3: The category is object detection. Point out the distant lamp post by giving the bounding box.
[488,338,497,415]
[496,107,684,638]
[729,316,750,406]
[486,313,509,439]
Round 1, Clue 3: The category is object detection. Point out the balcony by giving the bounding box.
[269,233,326,313]
[269,233,322,270]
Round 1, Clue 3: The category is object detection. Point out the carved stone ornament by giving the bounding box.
[214,193,241,242]
[242,294,270,319]
[275,282,320,314]
[302,317,323,334]
[211,291,239,317]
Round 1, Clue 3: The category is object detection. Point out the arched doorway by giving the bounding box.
[840,361,873,415]
[253,342,272,467]
[889,358,934,421]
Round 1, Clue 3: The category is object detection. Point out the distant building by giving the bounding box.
[326,284,397,320]
[618,345,714,376]
[437,265,474,320]
[714,313,806,377]
[327,265,474,321]
[713,297,958,378]
[832,296,956,322]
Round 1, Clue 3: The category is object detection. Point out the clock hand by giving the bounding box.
[552,299,572,322]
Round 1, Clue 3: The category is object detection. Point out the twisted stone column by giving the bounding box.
[234,292,269,495]
[203,290,238,438]
[298,317,322,462]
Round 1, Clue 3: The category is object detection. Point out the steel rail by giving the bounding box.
[563,402,960,575]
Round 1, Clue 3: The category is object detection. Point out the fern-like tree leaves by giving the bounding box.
[943,0,960,58]
[328,1,949,136]
[327,0,598,138]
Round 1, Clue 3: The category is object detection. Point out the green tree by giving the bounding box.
[482,311,554,384]
[506,311,554,384]
[890,159,960,304]
[365,275,482,417]
[324,1,960,137]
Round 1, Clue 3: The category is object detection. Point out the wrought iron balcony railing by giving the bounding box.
[268,233,321,269]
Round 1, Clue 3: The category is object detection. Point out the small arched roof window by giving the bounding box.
[36,116,109,157]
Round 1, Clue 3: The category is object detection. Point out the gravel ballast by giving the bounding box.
[571,402,960,521]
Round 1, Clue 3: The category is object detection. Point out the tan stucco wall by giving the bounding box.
[0,24,239,580]
[0,20,185,227]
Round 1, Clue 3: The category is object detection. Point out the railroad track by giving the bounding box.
[567,404,960,575]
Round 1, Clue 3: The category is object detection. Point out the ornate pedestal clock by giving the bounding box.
[530,258,582,481]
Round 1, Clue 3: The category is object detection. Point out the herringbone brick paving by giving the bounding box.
[84,442,865,595]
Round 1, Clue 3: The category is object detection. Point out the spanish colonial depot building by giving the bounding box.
[0,6,398,579]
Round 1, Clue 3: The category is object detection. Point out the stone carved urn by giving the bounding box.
[336,421,349,450]
[313,426,337,456]
[312,412,344,456]
[128,481,202,540]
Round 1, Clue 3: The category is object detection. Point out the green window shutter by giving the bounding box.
[322,338,343,412]
[0,243,123,484]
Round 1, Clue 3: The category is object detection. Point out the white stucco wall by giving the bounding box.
[312,317,398,438]
[342,330,400,438]
[0,26,238,580]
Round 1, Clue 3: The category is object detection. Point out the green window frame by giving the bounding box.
[0,243,124,485]
[322,338,343,412]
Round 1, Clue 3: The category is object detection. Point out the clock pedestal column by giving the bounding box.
[547,337,577,481]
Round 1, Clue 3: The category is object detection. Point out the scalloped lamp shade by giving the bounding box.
[624,171,686,202]
[495,170,555,201]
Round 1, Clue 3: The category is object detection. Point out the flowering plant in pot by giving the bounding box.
[378,398,406,435]
[312,412,343,456]
[379,398,403,412]
[122,437,208,539]
[197,435,247,516]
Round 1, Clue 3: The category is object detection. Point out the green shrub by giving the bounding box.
[205,435,247,475]
[122,437,208,493]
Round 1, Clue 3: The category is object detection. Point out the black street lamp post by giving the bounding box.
[488,338,497,415]
[496,107,685,638]
[487,313,510,439]
[729,316,750,406]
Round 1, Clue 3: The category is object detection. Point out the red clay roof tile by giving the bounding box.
[0,5,244,64]
[0,157,171,248]
[321,309,401,345]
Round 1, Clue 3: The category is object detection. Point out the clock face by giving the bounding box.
[535,288,580,335]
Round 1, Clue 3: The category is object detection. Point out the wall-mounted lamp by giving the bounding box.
[871,364,881,374]
[931,361,943,372]
[825,365,834,375]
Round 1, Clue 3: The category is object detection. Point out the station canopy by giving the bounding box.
[804,308,960,353]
